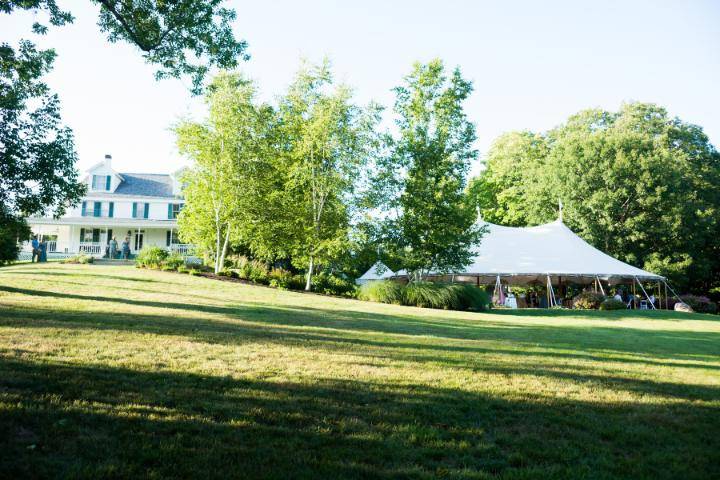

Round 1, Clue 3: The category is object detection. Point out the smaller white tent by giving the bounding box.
[356,261,394,285]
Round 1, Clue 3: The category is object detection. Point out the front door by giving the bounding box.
[133,230,144,252]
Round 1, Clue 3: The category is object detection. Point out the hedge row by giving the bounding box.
[358,281,491,312]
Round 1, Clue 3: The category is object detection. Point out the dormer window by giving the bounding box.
[92,175,111,191]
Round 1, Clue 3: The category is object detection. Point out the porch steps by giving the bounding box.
[94,259,135,266]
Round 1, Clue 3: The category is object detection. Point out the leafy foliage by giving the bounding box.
[134,246,168,269]
[311,272,356,298]
[0,218,30,265]
[0,40,85,241]
[372,59,483,280]
[599,298,627,311]
[573,292,606,310]
[470,103,720,292]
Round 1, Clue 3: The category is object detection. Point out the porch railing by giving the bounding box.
[79,242,103,255]
[47,240,57,253]
[169,243,194,256]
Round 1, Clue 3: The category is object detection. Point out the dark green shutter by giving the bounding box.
[144,203,149,219]
[168,203,173,219]
[92,229,100,243]
[105,175,111,191]
[166,230,171,246]
[132,202,137,218]
[80,228,85,241]
[93,202,101,217]
[81,201,87,216]
[107,229,113,244]
[108,202,114,218]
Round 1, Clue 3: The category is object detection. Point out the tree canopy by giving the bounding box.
[470,102,720,291]
[373,59,483,280]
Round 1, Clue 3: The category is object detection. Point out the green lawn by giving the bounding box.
[0,264,719,479]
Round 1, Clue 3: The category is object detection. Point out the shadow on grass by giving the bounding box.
[3,300,720,403]
[0,357,718,479]
[0,269,161,284]
[2,284,719,364]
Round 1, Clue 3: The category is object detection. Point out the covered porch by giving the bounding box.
[26,218,193,258]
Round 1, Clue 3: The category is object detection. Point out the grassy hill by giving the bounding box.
[0,263,718,479]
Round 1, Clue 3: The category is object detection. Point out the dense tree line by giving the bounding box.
[176,59,481,289]
[469,103,720,292]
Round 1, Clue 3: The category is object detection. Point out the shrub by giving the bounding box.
[62,254,94,264]
[599,298,626,310]
[404,282,458,309]
[232,256,269,284]
[312,272,356,297]
[573,291,605,310]
[188,268,202,276]
[358,280,405,305]
[162,253,185,271]
[177,265,189,274]
[449,284,492,311]
[268,268,294,289]
[135,246,168,269]
[679,295,718,314]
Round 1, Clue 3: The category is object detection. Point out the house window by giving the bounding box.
[133,202,150,219]
[92,175,110,191]
[168,203,183,219]
[166,230,180,246]
[80,228,100,243]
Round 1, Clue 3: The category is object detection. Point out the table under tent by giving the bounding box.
[387,219,679,309]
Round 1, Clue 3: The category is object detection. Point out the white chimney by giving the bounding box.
[104,154,112,167]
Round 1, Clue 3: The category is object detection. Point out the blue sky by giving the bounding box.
[2,0,719,174]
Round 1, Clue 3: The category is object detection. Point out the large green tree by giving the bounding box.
[0,0,248,261]
[276,60,380,290]
[374,59,482,281]
[175,73,275,274]
[470,103,720,292]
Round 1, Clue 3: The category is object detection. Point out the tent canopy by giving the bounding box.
[356,261,394,285]
[396,220,664,285]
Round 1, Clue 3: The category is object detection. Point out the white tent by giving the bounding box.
[356,261,395,285]
[397,219,664,286]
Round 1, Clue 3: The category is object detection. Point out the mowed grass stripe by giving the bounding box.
[0,263,718,479]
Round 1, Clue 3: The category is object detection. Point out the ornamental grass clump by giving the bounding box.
[404,281,457,309]
[358,280,405,305]
[447,284,492,311]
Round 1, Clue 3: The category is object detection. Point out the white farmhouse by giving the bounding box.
[26,155,191,258]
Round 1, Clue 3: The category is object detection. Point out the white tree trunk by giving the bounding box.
[305,255,314,291]
[216,223,231,274]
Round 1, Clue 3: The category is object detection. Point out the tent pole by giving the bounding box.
[664,281,668,309]
[663,280,684,305]
[631,280,636,309]
[634,277,656,310]
[595,276,605,296]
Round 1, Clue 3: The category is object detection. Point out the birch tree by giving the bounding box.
[175,73,272,273]
[278,60,380,290]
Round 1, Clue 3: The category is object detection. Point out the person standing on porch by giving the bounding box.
[38,239,47,262]
[109,236,119,259]
[121,237,130,260]
[31,236,40,262]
